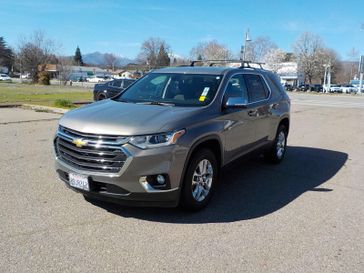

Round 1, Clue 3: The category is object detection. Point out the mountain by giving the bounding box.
[82,52,135,66]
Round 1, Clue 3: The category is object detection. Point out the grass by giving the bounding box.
[0,82,93,108]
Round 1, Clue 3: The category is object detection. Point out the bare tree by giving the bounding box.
[316,48,340,83]
[292,32,325,83]
[347,48,359,81]
[103,53,119,71]
[190,40,233,60]
[137,37,170,68]
[263,48,286,73]
[16,30,58,82]
[246,36,277,62]
[57,56,73,84]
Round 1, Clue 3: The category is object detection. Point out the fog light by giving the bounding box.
[156,175,165,185]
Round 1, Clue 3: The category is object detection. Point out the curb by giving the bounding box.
[21,104,69,114]
[0,103,22,108]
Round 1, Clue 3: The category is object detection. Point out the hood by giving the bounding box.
[59,99,204,136]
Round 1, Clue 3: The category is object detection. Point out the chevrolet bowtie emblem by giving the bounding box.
[72,138,87,148]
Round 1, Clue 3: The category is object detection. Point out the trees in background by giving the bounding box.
[16,30,58,82]
[245,36,277,62]
[74,46,84,66]
[138,37,171,68]
[292,32,339,84]
[157,44,170,67]
[190,40,233,60]
[0,37,14,71]
[263,48,286,72]
[103,53,119,71]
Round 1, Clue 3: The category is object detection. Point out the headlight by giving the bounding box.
[129,129,185,149]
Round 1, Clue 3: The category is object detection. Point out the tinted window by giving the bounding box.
[225,74,248,103]
[123,80,134,88]
[117,73,222,107]
[266,73,283,100]
[244,74,269,102]
[112,80,122,88]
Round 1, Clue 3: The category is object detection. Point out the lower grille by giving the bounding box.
[55,127,128,173]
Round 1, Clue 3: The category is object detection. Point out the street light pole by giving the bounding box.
[241,29,252,61]
[323,65,327,92]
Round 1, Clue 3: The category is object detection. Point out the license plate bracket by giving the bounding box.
[69,173,89,191]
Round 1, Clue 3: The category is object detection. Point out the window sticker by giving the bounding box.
[199,87,210,102]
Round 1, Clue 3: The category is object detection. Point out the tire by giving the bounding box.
[180,148,218,211]
[97,93,106,101]
[265,124,288,164]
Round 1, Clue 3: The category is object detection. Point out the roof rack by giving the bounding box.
[189,59,265,69]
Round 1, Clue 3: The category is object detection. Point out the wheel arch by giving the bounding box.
[279,117,290,135]
[179,135,223,186]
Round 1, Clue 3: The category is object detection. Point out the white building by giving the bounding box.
[275,62,304,87]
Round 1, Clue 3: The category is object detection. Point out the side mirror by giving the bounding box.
[223,97,248,109]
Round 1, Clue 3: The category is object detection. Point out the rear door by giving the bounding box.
[108,80,123,97]
[244,74,271,145]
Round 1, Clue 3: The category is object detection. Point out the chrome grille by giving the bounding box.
[55,126,128,173]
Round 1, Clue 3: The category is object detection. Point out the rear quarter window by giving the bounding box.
[265,73,284,100]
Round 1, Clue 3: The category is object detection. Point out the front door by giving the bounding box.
[222,74,256,163]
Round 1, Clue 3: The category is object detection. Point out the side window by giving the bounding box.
[265,74,283,100]
[113,81,122,88]
[244,74,269,103]
[225,74,248,103]
[123,80,134,88]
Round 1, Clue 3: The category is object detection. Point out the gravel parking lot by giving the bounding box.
[0,93,363,273]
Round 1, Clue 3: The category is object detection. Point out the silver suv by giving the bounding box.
[54,61,290,210]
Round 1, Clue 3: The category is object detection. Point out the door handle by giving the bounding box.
[271,103,279,110]
[248,109,258,117]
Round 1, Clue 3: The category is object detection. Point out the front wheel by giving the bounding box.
[265,124,288,164]
[180,149,218,211]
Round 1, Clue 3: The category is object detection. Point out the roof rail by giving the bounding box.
[189,59,265,69]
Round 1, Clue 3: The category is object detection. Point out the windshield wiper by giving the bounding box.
[137,101,175,106]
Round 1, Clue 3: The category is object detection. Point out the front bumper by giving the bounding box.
[55,143,188,207]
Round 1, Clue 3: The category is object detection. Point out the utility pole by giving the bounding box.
[327,63,331,93]
[323,63,331,93]
[359,55,364,93]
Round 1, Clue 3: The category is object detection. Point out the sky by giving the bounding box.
[0,0,363,60]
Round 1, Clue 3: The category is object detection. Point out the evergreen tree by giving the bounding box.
[157,44,170,67]
[197,54,203,61]
[74,46,84,66]
[0,37,14,69]
[173,57,178,66]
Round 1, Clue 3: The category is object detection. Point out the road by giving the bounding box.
[0,94,363,273]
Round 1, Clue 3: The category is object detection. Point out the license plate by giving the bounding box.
[69,173,89,191]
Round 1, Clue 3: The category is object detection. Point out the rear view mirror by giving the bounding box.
[224,97,248,109]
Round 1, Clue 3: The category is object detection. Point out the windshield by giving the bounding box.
[116,73,222,107]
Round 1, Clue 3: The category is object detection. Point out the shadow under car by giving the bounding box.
[84,146,347,224]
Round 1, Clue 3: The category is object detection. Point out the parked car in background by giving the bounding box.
[298,84,310,91]
[88,76,109,83]
[93,79,136,101]
[340,84,356,94]
[310,84,323,92]
[20,73,31,79]
[284,84,294,91]
[330,84,342,93]
[298,84,323,92]
[0,74,11,81]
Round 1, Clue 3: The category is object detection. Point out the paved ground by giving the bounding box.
[0,94,363,273]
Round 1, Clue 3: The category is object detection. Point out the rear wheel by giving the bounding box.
[265,124,288,164]
[97,93,106,101]
[180,148,218,211]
